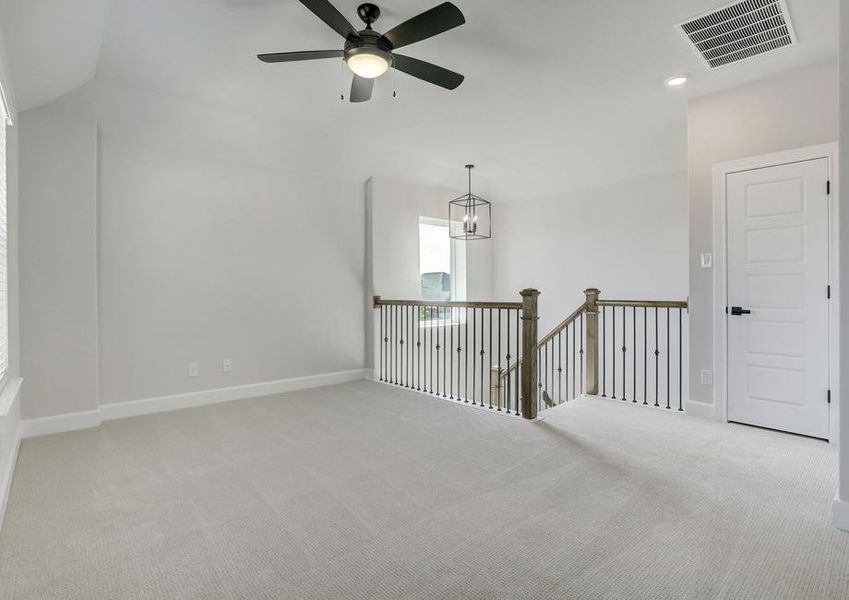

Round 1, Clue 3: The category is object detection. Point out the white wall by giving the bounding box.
[836,0,849,530]
[492,172,689,336]
[16,79,368,417]
[19,98,100,419]
[687,60,839,412]
[98,140,365,405]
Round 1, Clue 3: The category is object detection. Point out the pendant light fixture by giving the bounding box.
[450,165,491,241]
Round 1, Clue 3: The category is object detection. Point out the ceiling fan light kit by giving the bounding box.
[258,0,466,102]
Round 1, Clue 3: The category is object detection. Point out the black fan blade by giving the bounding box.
[392,54,464,90]
[299,0,360,40]
[257,50,343,63]
[350,76,374,102]
[379,2,465,49]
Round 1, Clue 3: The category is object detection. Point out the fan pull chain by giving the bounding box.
[340,60,346,101]
[392,67,397,99]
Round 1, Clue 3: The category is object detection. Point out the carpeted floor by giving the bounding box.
[0,380,846,599]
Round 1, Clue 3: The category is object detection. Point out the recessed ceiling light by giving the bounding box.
[665,75,690,88]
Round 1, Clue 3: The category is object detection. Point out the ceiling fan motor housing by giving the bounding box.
[344,29,393,66]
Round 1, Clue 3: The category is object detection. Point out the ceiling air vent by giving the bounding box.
[679,0,797,69]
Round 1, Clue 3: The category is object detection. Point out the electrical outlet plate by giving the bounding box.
[700,369,713,386]
[188,362,199,378]
[701,253,713,269]
[223,358,232,373]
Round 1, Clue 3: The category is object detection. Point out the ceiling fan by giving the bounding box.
[258,1,466,102]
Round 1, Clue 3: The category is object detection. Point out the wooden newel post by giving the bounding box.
[520,289,540,420]
[584,288,601,396]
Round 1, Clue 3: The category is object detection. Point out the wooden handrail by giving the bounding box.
[597,300,688,309]
[373,296,523,310]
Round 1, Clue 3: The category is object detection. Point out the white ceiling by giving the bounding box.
[1,0,840,200]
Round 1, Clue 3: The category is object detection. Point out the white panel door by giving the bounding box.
[726,158,830,439]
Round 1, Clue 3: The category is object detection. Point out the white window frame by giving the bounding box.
[418,216,466,327]
[0,83,10,391]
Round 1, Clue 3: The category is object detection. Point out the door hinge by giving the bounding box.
[827,285,832,299]
[827,180,831,195]
[827,389,832,404]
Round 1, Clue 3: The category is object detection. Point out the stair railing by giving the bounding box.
[497,288,689,415]
[372,289,541,419]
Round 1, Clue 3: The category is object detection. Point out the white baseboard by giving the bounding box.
[22,409,103,439]
[99,368,371,422]
[21,369,370,438]
[833,496,849,532]
[684,400,716,421]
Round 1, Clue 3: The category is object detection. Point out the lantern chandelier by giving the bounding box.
[449,165,491,241]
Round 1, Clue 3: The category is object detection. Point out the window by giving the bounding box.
[418,217,465,323]
[0,91,8,383]
[419,220,452,302]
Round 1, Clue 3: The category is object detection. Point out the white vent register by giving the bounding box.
[679,0,796,69]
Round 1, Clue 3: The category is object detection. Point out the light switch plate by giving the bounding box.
[188,362,199,378]
[700,253,713,269]
[700,369,713,386]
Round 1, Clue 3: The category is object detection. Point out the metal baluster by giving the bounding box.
[488,309,493,409]
[481,308,486,406]
[401,305,406,388]
[551,338,556,403]
[643,307,648,405]
[416,307,421,391]
[666,307,671,410]
[543,337,548,406]
[564,324,569,401]
[678,308,684,412]
[436,308,441,397]
[444,308,448,398]
[471,308,477,405]
[409,305,413,388]
[392,305,397,385]
[505,311,511,413]
[612,305,617,399]
[632,306,637,403]
[515,308,520,415]
[557,331,562,404]
[379,306,384,382]
[622,306,627,402]
[465,307,469,403]
[654,307,660,407]
[456,309,462,402]
[537,346,542,413]
[579,312,584,395]
[572,317,576,400]
[679,308,684,412]
[425,306,433,393]
[449,308,454,399]
[602,306,607,397]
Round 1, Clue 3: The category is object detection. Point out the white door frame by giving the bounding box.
[712,143,840,442]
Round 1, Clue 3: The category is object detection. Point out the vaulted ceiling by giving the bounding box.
[0,0,840,199]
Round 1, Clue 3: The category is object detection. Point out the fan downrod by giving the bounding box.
[357,3,381,27]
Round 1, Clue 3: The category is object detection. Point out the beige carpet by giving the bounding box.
[0,380,847,599]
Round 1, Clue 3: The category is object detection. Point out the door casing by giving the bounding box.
[712,143,840,442]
